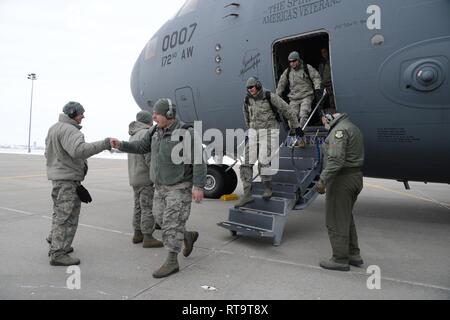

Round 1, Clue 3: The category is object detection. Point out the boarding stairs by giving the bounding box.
[218,90,329,245]
[218,127,328,246]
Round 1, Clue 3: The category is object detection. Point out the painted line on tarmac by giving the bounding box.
[365,183,450,209]
[214,249,450,293]
[3,206,449,294]
[0,206,132,236]
[415,189,450,210]
[0,206,35,216]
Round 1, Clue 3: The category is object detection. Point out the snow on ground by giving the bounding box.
[0,148,127,160]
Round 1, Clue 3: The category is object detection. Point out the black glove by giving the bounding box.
[76,185,92,203]
[288,128,296,136]
[314,88,324,101]
[295,127,305,137]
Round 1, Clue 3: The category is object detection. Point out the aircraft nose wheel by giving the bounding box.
[205,175,217,192]
[204,165,238,199]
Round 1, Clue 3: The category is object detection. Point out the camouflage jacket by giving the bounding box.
[319,59,332,88]
[243,89,299,130]
[276,62,322,101]
[127,121,152,187]
[320,113,365,184]
[120,119,207,188]
[45,114,111,181]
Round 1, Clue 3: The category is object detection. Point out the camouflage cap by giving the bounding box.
[288,51,300,61]
[246,77,257,87]
[136,110,152,124]
[63,101,85,118]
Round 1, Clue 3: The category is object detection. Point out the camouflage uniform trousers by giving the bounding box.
[48,181,81,259]
[132,185,155,235]
[153,181,193,253]
[240,129,279,189]
[289,95,314,129]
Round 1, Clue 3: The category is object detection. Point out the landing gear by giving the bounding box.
[204,165,238,199]
[223,166,238,195]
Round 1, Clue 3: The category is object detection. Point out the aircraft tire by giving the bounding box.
[204,165,225,199]
[223,166,238,195]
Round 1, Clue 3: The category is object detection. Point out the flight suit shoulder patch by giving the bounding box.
[335,130,344,139]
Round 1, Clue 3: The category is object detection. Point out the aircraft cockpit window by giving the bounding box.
[177,0,199,17]
[144,37,158,61]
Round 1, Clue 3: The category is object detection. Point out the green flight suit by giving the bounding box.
[320,113,364,264]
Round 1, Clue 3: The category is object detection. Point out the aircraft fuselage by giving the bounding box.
[131,0,450,184]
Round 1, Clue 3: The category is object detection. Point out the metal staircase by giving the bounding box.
[218,127,328,246]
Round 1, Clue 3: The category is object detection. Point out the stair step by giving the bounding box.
[252,182,298,200]
[304,126,329,135]
[252,181,298,193]
[278,157,315,171]
[217,221,274,237]
[271,169,306,184]
[228,208,275,231]
[238,196,290,215]
[279,146,319,158]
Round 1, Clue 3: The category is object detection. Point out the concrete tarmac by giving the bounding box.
[0,153,449,300]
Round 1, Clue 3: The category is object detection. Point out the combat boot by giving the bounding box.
[143,234,164,248]
[50,254,80,266]
[152,252,179,278]
[349,255,364,267]
[132,230,143,244]
[262,181,273,200]
[319,259,350,271]
[234,186,254,208]
[65,247,74,254]
[183,231,199,257]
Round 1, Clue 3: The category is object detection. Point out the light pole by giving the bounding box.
[27,73,37,153]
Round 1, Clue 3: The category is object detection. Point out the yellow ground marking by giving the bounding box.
[365,182,450,209]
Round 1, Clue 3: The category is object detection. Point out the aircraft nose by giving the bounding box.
[130,55,145,109]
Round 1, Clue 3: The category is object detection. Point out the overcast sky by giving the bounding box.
[0,0,186,147]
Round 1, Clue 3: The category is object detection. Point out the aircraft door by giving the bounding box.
[175,87,198,122]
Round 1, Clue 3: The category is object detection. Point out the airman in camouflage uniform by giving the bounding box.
[112,98,206,278]
[45,102,111,266]
[318,48,335,109]
[276,51,322,131]
[128,111,162,248]
[315,110,365,271]
[235,77,304,208]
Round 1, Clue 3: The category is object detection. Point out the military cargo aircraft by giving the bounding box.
[130,0,450,202]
